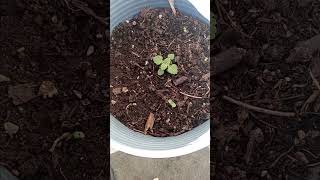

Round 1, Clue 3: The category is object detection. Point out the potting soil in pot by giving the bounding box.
[111,8,210,137]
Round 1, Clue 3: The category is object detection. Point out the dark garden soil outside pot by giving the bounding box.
[110,8,210,137]
[212,0,320,179]
[0,0,109,179]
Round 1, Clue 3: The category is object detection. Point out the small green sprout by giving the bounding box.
[153,55,163,65]
[72,131,85,139]
[157,69,164,76]
[152,54,178,76]
[168,99,176,108]
[167,64,178,74]
[167,54,174,60]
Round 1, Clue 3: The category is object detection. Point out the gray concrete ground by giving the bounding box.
[111,147,210,180]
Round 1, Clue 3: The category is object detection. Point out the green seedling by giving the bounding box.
[210,12,217,39]
[72,131,85,139]
[168,99,176,108]
[153,54,178,76]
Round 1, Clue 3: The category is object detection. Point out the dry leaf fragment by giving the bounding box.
[4,122,19,136]
[38,81,58,98]
[144,112,155,135]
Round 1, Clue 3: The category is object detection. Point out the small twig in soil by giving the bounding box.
[49,132,71,152]
[222,95,296,117]
[60,167,69,180]
[301,90,319,112]
[126,103,137,115]
[309,70,320,90]
[215,0,252,39]
[131,61,144,70]
[168,0,177,16]
[250,112,279,129]
[301,149,319,159]
[62,0,107,25]
[307,161,320,167]
[180,92,206,99]
[167,39,175,49]
[269,146,294,169]
[131,52,141,57]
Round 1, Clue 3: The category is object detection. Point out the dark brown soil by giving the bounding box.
[0,0,109,180]
[110,8,210,137]
[212,0,320,179]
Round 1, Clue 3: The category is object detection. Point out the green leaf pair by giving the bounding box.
[152,53,178,76]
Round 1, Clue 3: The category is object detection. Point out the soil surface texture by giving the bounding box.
[212,0,320,179]
[0,0,109,180]
[111,8,210,137]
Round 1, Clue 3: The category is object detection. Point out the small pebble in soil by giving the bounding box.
[261,170,268,177]
[159,14,162,18]
[126,20,129,23]
[73,90,82,99]
[51,15,58,23]
[132,21,137,25]
[285,77,291,82]
[86,45,95,56]
[4,122,19,136]
[81,99,91,106]
[17,47,25,53]
[96,33,103,39]
[112,87,122,95]
[122,87,129,93]
[111,100,117,105]
[229,10,235,16]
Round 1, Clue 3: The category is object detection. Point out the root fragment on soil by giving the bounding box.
[310,70,320,90]
[180,92,206,99]
[131,52,141,57]
[301,90,319,112]
[222,96,296,117]
[126,103,137,115]
[62,0,107,25]
[269,146,294,169]
[49,132,71,152]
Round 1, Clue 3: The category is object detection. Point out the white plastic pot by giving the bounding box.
[110,0,210,158]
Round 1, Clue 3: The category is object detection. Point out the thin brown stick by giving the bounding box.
[269,146,294,168]
[180,92,206,99]
[307,161,320,167]
[310,70,320,90]
[131,52,141,58]
[223,95,296,117]
[168,0,177,16]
